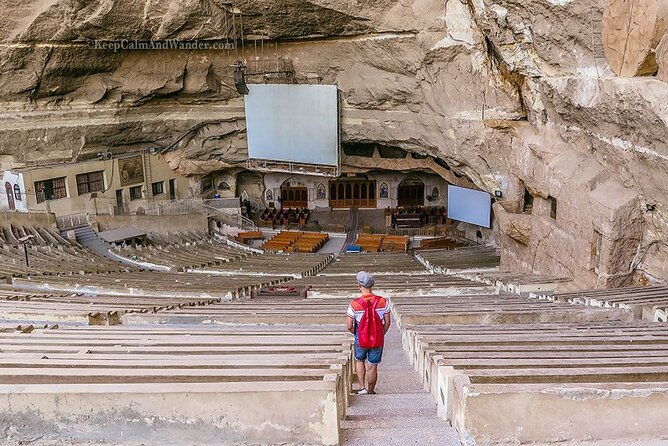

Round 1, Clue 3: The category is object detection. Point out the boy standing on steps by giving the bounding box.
[346,271,391,395]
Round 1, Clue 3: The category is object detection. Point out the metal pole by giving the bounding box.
[23,243,29,268]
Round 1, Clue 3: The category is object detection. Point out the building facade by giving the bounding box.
[1,153,191,216]
[235,171,450,211]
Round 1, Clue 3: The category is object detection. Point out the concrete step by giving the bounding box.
[342,423,461,446]
[341,321,461,446]
[345,393,435,413]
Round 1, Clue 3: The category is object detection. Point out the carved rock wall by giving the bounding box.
[0,0,666,286]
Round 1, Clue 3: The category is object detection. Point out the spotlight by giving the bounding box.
[646,203,656,212]
[494,190,503,198]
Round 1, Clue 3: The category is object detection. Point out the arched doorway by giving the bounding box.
[398,177,424,207]
[5,182,15,210]
[280,179,308,208]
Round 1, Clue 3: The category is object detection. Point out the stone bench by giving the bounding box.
[415,246,501,272]
[0,325,355,445]
[533,285,668,321]
[0,381,341,446]
[400,322,668,445]
[391,294,627,327]
[293,275,494,298]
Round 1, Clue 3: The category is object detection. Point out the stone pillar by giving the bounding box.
[589,180,642,287]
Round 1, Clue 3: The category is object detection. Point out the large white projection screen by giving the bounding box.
[447,185,492,228]
[244,84,339,166]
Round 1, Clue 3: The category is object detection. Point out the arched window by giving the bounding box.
[280,178,308,208]
[345,183,352,200]
[316,183,326,200]
[361,183,367,199]
[13,184,21,201]
[353,183,360,200]
[379,182,388,199]
[330,183,337,200]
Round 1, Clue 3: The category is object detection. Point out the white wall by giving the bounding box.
[263,173,330,210]
[261,171,449,210]
[0,171,28,212]
[370,171,448,209]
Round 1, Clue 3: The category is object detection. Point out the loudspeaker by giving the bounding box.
[234,64,249,95]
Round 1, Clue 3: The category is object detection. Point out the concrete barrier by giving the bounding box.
[0,380,341,445]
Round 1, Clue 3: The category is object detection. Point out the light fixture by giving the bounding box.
[646,203,656,212]
[494,190,502,198]
[233,61,249,95]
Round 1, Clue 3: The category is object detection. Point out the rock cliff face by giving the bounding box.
[0,0,666,286]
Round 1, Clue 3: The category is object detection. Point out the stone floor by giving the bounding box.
[319,235,347,254]
[341,322,462,446]
[311,208,387,227]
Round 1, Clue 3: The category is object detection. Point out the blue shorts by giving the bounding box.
[354,340,383,364]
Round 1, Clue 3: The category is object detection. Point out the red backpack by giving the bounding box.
[355,295,384,349]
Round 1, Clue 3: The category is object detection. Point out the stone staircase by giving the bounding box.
[341,322,461,446]
[71,225,138,268]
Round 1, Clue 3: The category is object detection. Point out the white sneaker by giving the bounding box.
[354,388,368,395]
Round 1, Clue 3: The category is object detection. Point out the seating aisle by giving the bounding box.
[341,321,461,446]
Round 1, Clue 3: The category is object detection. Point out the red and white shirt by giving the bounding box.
[347,294,391,323]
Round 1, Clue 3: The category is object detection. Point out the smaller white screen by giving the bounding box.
[447,185,492,228]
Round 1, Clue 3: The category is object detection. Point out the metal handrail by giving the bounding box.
[239,215,258,230]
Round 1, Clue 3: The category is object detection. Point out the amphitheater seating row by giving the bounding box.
[453,270,572,295]
[11,270,289,301]
[323,253,427,275]
[114,238,249,270]
[1,225,70,247]
[418,236,471,250]
[532,285,668,322]
[124,296,351,325]
[0,324,351,446]
[416,245,501,271]
[399,320,668,445]
[195,252,333,278]
[290,274,495,298]
[0,284,224,325]
[390,293,626,326]
[0,244,134,276]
